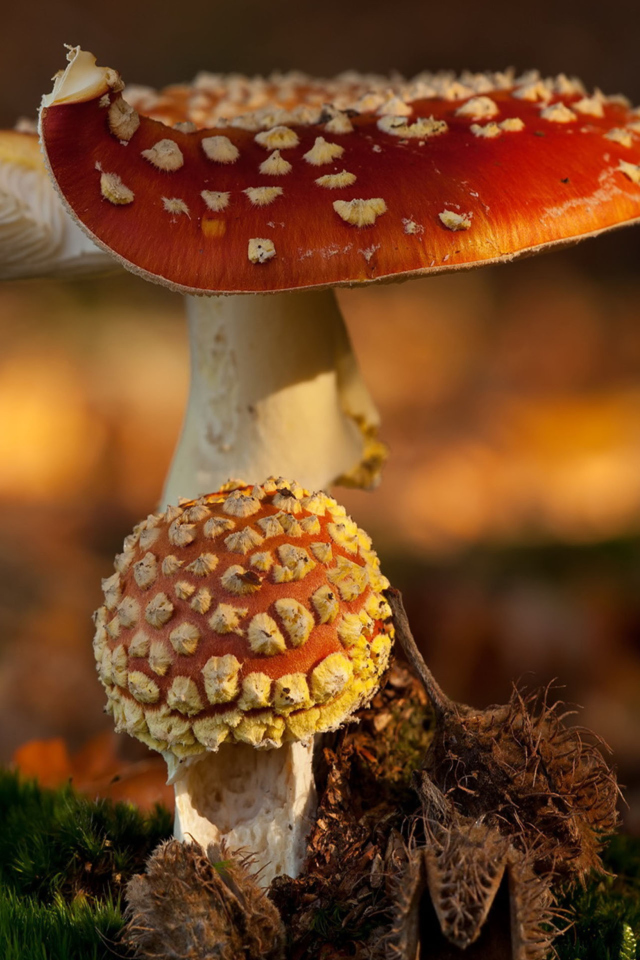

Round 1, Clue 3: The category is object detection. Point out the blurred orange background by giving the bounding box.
[1,0,639,823]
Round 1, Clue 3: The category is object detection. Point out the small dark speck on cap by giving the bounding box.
[534,131,546,137]
[561,177,570,183]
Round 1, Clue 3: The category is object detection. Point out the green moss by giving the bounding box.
[556,835,640,960]
[0,889,124,960]
[0,768,171,960]
[1,765,639,960]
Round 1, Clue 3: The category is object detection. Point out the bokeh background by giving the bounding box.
[1,1,639,822]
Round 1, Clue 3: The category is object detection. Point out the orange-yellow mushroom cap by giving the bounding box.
[94,478,394,757]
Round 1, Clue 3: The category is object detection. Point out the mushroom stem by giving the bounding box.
[170,739,317,887]
[161,289,383,507]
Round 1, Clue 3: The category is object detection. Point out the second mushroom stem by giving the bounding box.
[161,288,384,508]
[171,739,317,887]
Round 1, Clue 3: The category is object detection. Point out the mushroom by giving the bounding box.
[0,125,112,279]
[39,50,640,506]
[93,477,393,885]
[39,48,387,505]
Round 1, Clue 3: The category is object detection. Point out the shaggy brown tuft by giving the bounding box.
[387,587,620,957]
[122,839,286,959]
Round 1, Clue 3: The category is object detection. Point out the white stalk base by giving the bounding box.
[161,289,382,507]
[172,740,317,887]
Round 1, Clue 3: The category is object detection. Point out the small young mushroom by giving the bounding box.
[93,477,394,885]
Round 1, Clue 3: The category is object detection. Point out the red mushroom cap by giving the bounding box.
[40,49,640,295]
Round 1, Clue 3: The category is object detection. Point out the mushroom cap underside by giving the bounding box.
[40,48,640,295]
[94,478,394,756]
[0,126,114,280]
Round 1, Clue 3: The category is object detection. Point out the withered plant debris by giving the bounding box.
[418,775,560,959]
[119,591,620,960]
[122,839,286,959]
[271,662,434,959]
[386,587,621,959]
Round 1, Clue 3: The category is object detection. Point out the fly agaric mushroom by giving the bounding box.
[39,50,640,505]
[39,48,387,504]
[0,126,111,279]
[93,477,393,885]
